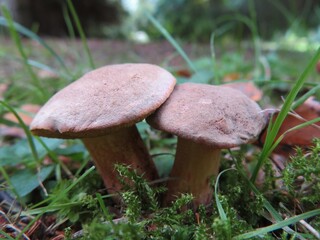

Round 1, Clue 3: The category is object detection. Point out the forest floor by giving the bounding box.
[0,35,319,239]
[0,37,213,80]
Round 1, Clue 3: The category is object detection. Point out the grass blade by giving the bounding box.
[28,165,96,211]
[1,6,47,101]
[212,13,261,77]
[251,46,320,182]
[233,161,306,239]
[0,100,40,164]
[0,166,20,202]
[146,13,198,74]
[215,168,235,221]
[96,193,114,223]
[27,59,69,80]
[0,230,16,240]
[52,165,96,204]
[65,0,95,69]
[247,180,306,239]
[63,3,76,39]
[292,84,320,109]
[248,0,262,76]
[234,209,320,239]
[0,17,70,77]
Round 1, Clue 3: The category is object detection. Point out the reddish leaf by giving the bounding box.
[3,104,41,125]
[316,60,320,74]
[0,104,41,138]
[0,84,8,99]
[175,69,192,78]
[222,72,241,82]
[260,97,320,156]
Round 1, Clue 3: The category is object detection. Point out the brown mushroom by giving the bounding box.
[30,63,176,198]
[147,83,267,208]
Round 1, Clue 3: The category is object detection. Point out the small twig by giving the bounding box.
[45,218,68,235]
[299,219,320,239]
[36,166,48,197]
[3,224,30,240]
[259,55,271,80]
[280,202,320,239]
[195,212,200,225]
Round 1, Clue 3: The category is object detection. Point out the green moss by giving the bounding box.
[50,171,104,224]
[283,138,320,206]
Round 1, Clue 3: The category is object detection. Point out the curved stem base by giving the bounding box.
[82,125,158,197]
[164,138,221,208]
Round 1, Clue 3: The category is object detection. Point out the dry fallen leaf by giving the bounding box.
[0,104,41,138]
[0,84,8,99]
[222,72,241,82]
[222,82,263,101]
[3,104,41,125]
[259,97,320,156]
[175,69,192,78]
[316,60,320,74]
[36,69,59,79]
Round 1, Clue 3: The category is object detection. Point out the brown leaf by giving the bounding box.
[0,84,8,99]
[222,72,241,82]
[260,97,320,156]
[0,104,41,138]
[3,104,41,125]
[175,69,192,78]
[316,61,320,74]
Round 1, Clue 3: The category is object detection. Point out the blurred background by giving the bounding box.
[0,0,319,103]
[0,0,319,42]
[0,2,320,239]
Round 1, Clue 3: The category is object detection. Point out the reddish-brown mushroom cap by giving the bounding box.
[147,83,266,148]
[31,63,176,138]
[147,83,267,207]
[30,63,176,201]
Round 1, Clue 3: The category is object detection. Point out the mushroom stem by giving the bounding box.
[164,137,221,208]
[82,125,158,196]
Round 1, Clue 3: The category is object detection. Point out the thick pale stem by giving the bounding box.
[164,137,221,207]
[82,125,158,196]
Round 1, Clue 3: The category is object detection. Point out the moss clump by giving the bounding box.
[283,138,320,206]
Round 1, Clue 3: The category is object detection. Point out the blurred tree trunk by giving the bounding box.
[0,0,124,37]
[0,0,19,20]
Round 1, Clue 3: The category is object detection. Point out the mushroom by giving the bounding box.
[146,83,267,207]
[30,63,176,198]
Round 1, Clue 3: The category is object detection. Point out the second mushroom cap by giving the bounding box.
[147,82,267,148]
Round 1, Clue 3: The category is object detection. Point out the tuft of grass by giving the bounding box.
[1,6,47,102]
[251,46,320,182]
[146,13,198,74]
[0,16,71,78]
[65,0,95,69]
[235,209,320,239]
[0,100,39,164]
